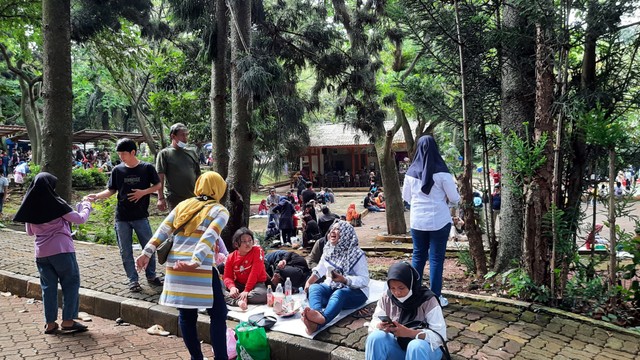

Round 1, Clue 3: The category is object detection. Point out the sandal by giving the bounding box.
[353,307,373,319]
[146,277,164,286]
[129,282,142,292]
[146,324,170,336]
[76,312,92,322]
[44,323,58,335]
[61,321,88,334]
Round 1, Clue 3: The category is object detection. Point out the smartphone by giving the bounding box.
[331,270,339,279]
[378,315,393,324]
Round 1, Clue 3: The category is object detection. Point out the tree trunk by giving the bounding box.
[376,129,406,235]
[41,0,73,202]
[211,0,229,178]
[18,78,42,165]
[494,0,535,272]
[607,148,617,288]
[523,18,555,286]
[455,0,486,276]
[223,0,253,244]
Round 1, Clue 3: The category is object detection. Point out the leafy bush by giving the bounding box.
[86,168,107,187]
[24,163,41,188]
[91,195,117,245]
[457,249,476,275]
[71,168,95,188]
[503,268,550,303]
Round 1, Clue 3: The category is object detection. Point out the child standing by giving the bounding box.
[13,172,92,334]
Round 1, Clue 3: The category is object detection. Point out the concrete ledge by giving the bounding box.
[281,336,338,360]
[0,272,32,297]
[442,289,532,309]
[532,305,640,337]
[149,304,180,335]
[25,279,42,299]
[78,288,104,314]
[331,346,365,360]
[94,292,128,320]
[121,298,155,329]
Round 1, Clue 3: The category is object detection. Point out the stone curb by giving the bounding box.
[0,270,363,360]
[442,289,640,337]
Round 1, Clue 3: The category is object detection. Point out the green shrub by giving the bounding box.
[71,168,95,188]
[24,163,41,188]
[87,168,107,187]
[91,195,117,245]
[457,249,476,275]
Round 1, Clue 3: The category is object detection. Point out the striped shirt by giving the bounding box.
[143,204,229,309]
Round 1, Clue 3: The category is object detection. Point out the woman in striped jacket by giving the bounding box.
[136,171,229,360]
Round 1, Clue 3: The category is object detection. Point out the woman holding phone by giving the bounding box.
[365,262,447,360]
[301,220,369,335]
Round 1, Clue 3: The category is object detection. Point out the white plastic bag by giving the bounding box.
[226,327,238,359]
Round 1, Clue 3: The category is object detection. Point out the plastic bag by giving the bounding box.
[235,322,270,360]
[226,327,237,359]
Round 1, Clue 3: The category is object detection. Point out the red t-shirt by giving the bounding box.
[223,246,267,292]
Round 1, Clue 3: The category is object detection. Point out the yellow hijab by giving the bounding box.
[172,171,227,236]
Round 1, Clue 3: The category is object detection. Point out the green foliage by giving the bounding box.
[24,164,41,188]
[503,268,550,303]
[457,249,476,275]
[91,196,117,245]
[71,168,106,188]
[501,127,548,197]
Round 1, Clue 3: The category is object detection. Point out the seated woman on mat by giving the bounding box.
[223,227,268,310]
[365,262,447,360]
[301,220,369,335]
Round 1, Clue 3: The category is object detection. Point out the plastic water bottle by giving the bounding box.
[284,277,292,298]
[298,287,308,309]
[275,283,283,295]
[266,285,274,307]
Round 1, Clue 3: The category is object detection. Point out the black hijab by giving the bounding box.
[406,135,450,195]
[387,262,436,325]
[13,172,73,224]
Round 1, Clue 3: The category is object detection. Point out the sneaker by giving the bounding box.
[439,295,449,307]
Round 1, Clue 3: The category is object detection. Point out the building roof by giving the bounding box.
[307,121,417,148]
[0,125,27,138]
[7,128,155,143]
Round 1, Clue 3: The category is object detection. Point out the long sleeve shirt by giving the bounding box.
[402,173,460,231]
[223,246,268,292]
[27,201,92,258]
[368,295,447,349]
[312,254,370,297]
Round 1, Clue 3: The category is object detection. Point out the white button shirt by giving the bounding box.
[402,173,460,231]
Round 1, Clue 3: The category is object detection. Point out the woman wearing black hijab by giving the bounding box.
[14,172,93,334]
[365,262,447,360]
[401,135,460,307]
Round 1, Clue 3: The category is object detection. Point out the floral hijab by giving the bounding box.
[323,220,364,288]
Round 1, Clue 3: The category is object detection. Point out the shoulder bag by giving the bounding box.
[399,320,451,360]
[156,210,202,265]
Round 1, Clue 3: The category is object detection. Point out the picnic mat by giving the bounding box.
[227,279,386,339]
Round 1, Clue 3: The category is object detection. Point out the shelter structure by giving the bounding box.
[300,121,417,187]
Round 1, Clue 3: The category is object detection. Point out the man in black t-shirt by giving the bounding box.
[87,138,163,292]
[301,181,316,205]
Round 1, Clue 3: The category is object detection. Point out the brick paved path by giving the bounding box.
[1,228,638,359]
[0,294,210,360]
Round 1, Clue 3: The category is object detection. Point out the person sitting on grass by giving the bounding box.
[301,220,369,335]
[223,227,268,310]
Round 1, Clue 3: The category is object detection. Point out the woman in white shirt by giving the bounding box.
[365,262,447,360]
[301,220,369,334]
[402,135,460,306]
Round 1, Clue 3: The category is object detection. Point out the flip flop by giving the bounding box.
[44,323,58,335]
[146,324,170,336]
[76,312,92,322]
[61,321,88,334]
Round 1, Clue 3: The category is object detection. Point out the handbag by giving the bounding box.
[235,321,271,360]
[156,210,202,265]
[248,312,277,331]
[398,320,451,360]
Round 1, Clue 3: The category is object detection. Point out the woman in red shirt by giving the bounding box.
[223,228,268,310]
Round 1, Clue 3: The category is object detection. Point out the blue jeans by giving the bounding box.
[411,224,451,297]
[365,330,443,360]
[36,252,80,324]
[179,268,228,360]
[115,218,156,283]
[308,283,367,326]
